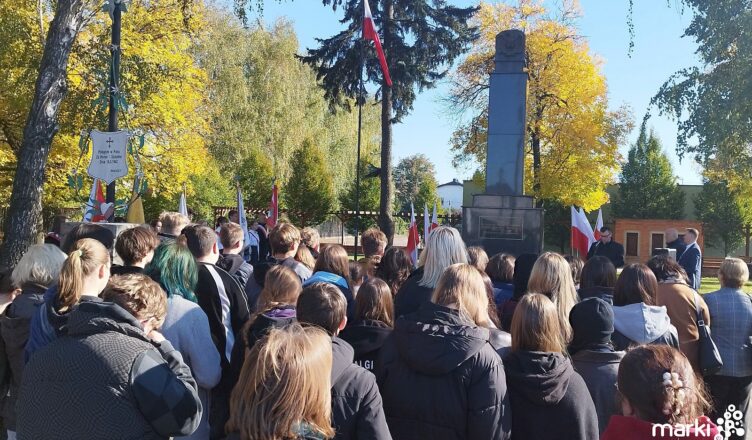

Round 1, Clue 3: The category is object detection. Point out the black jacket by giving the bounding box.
[393,267,434,318]
[571,349,624,435]
[0,284,46,430]
[339,319,392,372]
[578,286,614,304]
[504,351,598,440]
[17,301,201,439]
[331,337,391,440]
[667,238,687,261]
[217,253,254,290]
[110,265,145,276]
[586,241,625,268]
[377,302,511,440]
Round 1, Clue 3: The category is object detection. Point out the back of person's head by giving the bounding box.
[145,241,198,302]
[61,223,115,253]
[226,323,334,440]
[361,227,387,258]
[297,282,346,335]
[182,225,217,259]
[614,263,658,306]
[511,293,565,353]
[486,253,515,284]
[718,257,749,289]
[467,246,489,272]
[563,255,584,286]
[158,211,190,236]
[355,278,394,327]
[374,247,412,295]
[568,297,614,355]
[269,223,301,255]
[227,210,238,221]
[419,226,468,289]
[295,245,316,271]
[647,255,688,283]
[528,252,578,342]
[314,245,351,287]
[257,265,303,313]
[512,253,538,299]
[617,345,709,425]
[215,216,229,229]
[102,274,168,328]
[115,226,159,266]
[220,222,244,250]
[349,261,365,287]
[301,227,321,251]
[11,244,67,288]
[58,238,111,312]
[665,228,679,242]
[478,270,503,328]
[580,256,617,289]
[432,263,493,328]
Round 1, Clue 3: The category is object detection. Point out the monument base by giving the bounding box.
[462,194,544,257]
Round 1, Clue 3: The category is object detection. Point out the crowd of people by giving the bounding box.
[0,213,749,440]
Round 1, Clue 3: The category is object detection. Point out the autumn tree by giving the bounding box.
[613,128,685,220]
[340,157,381,234]
[447,1,632,210]
[302,0,477,244]
[695,180,744,256]
[284,140,335,227]
[394,154,439,213]
[236,148,275,209]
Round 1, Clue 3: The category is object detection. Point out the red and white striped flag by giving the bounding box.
[363,0,392,87]
[571,206,596,258]
[406,203,419,267]
[594,208,604,241]
[430,202,439,232]
[423,204,430,244]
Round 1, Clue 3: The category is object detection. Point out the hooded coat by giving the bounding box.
[330,337,391,440]
[339,319,392,372]
[304,272,355,320]
[217,253,254,290]
[377,302,511,440]
[504,351,598,440]
[611,303,680,351]
[393,267,434,319]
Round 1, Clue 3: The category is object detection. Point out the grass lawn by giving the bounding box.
[698,277,752,294]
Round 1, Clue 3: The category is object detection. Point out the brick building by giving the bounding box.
[613,219,704,265]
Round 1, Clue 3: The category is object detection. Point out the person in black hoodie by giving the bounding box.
[504,293,598,440]
[378,263,511,440]
[297,282,391,440]
[499,253,538,331]
[578,256,617,304]
[183,225,250,439]
[216,222,254,288]
[568,297,625,435]
[340,278,393,372]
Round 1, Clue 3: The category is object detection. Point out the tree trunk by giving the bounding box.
[0,0,87,268]
[378,0,395,245]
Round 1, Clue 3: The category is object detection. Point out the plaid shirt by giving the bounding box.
[704,287,752,377]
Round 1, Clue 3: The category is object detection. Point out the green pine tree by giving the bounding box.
[613,127,685,219]
[340,160,382,234]
[284,140,336,227]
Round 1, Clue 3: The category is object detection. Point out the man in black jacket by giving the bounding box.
[297,282,391,440]
[217,222,254,289]
[16,274,201,439]
[183,225,250,439]
[587,227,625,268]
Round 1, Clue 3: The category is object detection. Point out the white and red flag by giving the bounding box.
[430,202,439,232]
[363,0,392,87]
[406,203,419,267]
[268,182,279,229]
[423,204,430,244]
[593,208,604,241]
[571,206,596,258]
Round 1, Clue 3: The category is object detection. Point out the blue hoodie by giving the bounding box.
[303,271,355,319]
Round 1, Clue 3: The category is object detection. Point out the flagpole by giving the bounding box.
[105,1,122,220]
[353,7,366,262]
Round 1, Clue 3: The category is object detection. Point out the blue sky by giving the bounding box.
[250,0,703,186]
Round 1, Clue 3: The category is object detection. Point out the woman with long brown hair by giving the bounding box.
[339,278,393,372]
[374,247,412,296]
[504,294,598,440]
[303,245,355,318]
[225,323,335,440]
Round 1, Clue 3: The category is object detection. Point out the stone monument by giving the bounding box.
[462,30,544,256]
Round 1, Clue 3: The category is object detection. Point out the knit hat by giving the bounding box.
[568,297,614,355]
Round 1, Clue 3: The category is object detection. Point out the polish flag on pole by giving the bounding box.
[594,208,604,241]
[363,0,393,87]
[423,204,430,244]
[406,203,420,267]
[268,181,278,229]
[571,206,596,258]
[430,202,439,232]
[84,179,106,222]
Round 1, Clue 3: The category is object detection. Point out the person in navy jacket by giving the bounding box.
[678,228,702,290]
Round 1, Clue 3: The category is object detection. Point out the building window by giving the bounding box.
[626,232,639,257]
[651,233,665,252]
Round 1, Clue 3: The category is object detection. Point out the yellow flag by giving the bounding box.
[126,191,145,224]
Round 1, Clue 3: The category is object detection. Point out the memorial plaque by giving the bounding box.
[479,216,524,240]
[87,130,130,185]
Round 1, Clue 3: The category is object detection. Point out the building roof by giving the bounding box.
[438,178,463,188]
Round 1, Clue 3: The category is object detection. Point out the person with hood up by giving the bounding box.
[485,253,515,310]
[296,282,391,440]
[378,263,511,440]
[504,293,598,440]
[612,264,680,351]
[568,297,625,434]
[601,345,719,440]
[499,253,537,331]
[394,226,468,318]
[340,278,393,372]
[578,256,617,304]
[303,244,356,319]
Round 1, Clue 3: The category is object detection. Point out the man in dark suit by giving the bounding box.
[678,228,702,290]
[587,226,625,268]
[665,227,687,261]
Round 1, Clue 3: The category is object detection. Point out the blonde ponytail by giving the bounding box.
[57,239,110,312]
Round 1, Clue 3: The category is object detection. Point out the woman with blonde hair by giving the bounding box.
[25,238,111,358]
[394,226,468,317]
[225,324,335,440]
[378,263,511,439]
[505,294,598,440]
[528,252,579,342]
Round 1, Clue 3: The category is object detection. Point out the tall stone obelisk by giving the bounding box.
[462,30,544,256]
